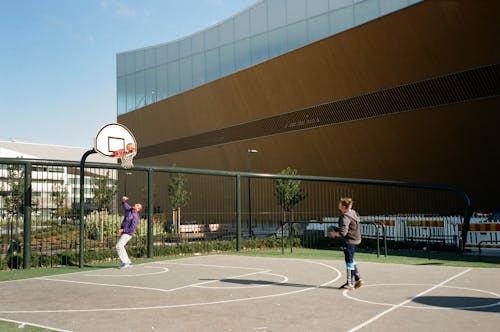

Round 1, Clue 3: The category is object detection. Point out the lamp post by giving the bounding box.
[246,149,258,238]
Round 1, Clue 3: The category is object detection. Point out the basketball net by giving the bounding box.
[113,149,135,169]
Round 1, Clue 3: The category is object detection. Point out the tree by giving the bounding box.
[51,184,68,218]
[168,170,190,234]
[0,165,24,241]
[90,171,117,241]
[274,167,307,225]
[90,171,117,212]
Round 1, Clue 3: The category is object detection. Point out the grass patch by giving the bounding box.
[0,319,55,332]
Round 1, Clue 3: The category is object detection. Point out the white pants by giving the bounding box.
[116,233,133,264]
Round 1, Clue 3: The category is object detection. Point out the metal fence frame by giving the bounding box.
[0,157,472,269]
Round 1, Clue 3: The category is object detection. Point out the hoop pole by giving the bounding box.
[79,149,96,268]
[147,169,154,257]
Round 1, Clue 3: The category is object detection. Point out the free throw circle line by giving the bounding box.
[84,266,169,277]
[347,268,472,332]
[343,283,500,310]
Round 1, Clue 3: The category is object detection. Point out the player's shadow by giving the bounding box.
[199,278,338,290]
[411,296,500,312]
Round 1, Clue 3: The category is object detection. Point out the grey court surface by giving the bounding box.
[0,255,499,332]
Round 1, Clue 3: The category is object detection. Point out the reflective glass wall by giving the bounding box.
[117,0,423,115]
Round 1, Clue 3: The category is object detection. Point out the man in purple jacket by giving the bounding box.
[116,196,142,269]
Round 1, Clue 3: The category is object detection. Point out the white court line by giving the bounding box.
[347,268,472,332]
[35,267,274,293]
[153,261,269,271]
[0,317,72,332]
[343,283,500,310]
[84,266,169,277]
[0,260,341,313]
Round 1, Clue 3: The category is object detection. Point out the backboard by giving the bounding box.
[94,123,137,158]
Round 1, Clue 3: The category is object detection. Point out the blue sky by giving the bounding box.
[0,0,256,148]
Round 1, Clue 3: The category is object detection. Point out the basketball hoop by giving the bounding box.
[94,123,138,169]
[113,148,135,169]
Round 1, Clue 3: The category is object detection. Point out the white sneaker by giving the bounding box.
[119,263,131,269]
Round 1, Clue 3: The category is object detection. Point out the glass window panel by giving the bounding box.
[116,54,126,77]
[180,38,192,58]
[125,52,135,75]
[250,2,267,35]
[234,38,251,71]
[192,33,204,54]
[251,33,268,65]
[145,67,156,104]
[192,53,205,86]
[380,0,408,15]
[155,45,168,65]
[287,20,307,50]
[135,70,145,108]
[268,27,288,58]
[330,5,354,35]
[354,0,379,25]
[135,50,146,72]
[156,64,168,100]
[145,48,155,68]
[286,0,307,24]
[167,61,180,96]
[205,48,220,82]
[219,19,234,45]
[180,57,193,91]
[234,10,250,40]
[117,76,126,115]
[167,42,180,61]
[220,44,235,76]
[268,0,286,30]
[204,27,219,50]
[307,0,329,17]
[307,12,330,43]
[126,74,135,112]
[329,0,353,11]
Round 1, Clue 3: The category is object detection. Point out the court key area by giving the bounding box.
[0,255,499,332]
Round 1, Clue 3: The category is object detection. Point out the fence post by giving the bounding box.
[236,174,241,251]
[79,149,96,268]
[147,168,153,258]
[23,162,32,269]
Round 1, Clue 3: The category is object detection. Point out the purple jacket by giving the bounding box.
[120,201,139,235]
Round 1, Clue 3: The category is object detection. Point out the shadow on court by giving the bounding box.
[0,254,498,332]
[412,296,500,312]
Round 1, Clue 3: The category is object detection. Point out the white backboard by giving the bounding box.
[94,123,137,157]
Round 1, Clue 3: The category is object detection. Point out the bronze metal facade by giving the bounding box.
[119,0,500,212]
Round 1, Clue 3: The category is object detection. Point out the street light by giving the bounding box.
[246,149,258,238]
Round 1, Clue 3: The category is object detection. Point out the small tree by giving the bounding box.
[168,169,190,234]
[0,165,24,241]
[51,184,68,218]
[90,171,117,241]
[274,167,307,226]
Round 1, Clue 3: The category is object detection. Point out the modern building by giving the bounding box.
[117,0,500,212]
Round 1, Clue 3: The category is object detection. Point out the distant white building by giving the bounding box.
[0,141,117,218]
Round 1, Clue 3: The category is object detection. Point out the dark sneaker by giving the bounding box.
[119,263,131,269]
[355,279,364,289]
